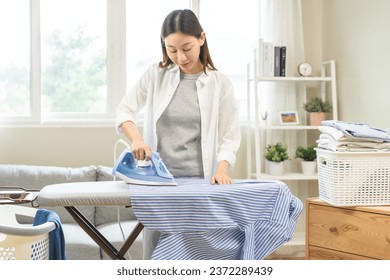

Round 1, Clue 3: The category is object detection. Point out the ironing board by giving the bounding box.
[130,178,303,260]
[2,179,303,260]
[35,181,143,260]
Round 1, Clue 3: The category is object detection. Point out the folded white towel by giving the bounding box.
[317,133,390,152]
[318,126,349,141]
[317,134,390,149]
[317,142,390,152]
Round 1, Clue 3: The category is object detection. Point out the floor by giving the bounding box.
[265,244,305,260]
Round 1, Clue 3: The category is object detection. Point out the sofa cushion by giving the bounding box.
[95,206,137,226]
[97,221,143,260]
[0,164,97,223]
[0,164,98,188]
[96,165,114,182]
[62,223,101,260]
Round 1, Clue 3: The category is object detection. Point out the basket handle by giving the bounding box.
[0,222,56,236]
[318,156,327,166]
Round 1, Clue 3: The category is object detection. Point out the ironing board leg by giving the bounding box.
[65,206,125,260]
[117,222,144,258]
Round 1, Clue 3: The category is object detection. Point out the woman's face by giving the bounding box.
[164,32,205,74]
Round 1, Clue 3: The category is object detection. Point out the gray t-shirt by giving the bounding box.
[156,72,203,177]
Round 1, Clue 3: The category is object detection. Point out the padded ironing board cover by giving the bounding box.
[129,178,303,260]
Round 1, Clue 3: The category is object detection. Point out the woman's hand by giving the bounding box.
[121,121,152,161]
[131,139,152,161]
[211,161,232,185]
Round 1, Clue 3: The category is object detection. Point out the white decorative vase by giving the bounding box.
[267,161,284,176]
[301,161,317,176]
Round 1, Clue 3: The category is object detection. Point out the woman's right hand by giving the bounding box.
[120,121,152,161]
[131,139,152,161]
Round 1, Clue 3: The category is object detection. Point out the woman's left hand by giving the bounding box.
[211,161,232,185]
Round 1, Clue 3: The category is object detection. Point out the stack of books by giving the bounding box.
[255,38,286,77]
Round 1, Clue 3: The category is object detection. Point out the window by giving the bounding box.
[0,0,30,117]
[0,0,259,125]
[41,0,107,115]
[126,0,190,88]
[199,0,259,121]
[0,0,109,124]
[125,0,259,122]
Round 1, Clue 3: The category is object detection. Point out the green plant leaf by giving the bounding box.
[295,145,317,161]
[303,97,332,113]
[265,142,289,162]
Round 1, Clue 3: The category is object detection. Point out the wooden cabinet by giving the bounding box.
[306,197,390,260]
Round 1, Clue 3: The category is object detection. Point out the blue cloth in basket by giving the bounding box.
[33,209,66,260]
[129,178,303,260]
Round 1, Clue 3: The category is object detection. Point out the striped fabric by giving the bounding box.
[129,178,303,260]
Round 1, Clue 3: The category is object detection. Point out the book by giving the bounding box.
[280,46,286,77]
[263,42,274,77]
[274,46,281,76]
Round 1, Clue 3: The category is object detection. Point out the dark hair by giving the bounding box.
[159,9,216,73]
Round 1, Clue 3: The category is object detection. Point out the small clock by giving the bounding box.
[298,62,312,77]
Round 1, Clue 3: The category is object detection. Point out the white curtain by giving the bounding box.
[257,0,308,240]
[260,0,305,74]
[259,0,307,173]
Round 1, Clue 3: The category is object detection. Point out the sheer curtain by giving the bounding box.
[258,0,308,242]
[259,0,306,174]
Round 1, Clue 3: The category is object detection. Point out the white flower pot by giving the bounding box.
[301,161,317,176]
[267,161,285,176]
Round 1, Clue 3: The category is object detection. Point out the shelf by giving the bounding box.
[257,76,332,82]
[256,125,321,130]
[251,172,318,181]
[246,60,337,182]
[247,51,336,260]
[247,121,322,130]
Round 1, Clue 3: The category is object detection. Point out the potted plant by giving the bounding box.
[295,145,317,175]
[303,97,332,125]
[265,142,289,176]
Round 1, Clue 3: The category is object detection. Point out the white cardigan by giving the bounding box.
[116,63,241,179]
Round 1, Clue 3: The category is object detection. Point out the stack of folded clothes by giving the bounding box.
[317,120,390,152]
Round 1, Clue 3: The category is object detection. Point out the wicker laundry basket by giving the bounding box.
[317,148,390,206]
[0,205,56,260]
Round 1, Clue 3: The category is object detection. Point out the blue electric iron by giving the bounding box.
[112,141,177,186]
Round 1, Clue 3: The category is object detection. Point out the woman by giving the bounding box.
[116,9,241,259]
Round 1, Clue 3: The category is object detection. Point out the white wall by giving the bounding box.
[1,0,389,176]
[0,126,120,167]
[322,0,390,128]
[302,0,390,129]
[302,0,323,76]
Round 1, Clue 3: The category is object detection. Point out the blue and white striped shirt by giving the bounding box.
[129,178,303,260]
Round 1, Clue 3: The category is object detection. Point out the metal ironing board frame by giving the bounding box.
[0,182,144,260]
[64,206,144,260]
[0,187,40,204]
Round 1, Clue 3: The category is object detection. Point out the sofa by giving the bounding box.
[0,164,143,260]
